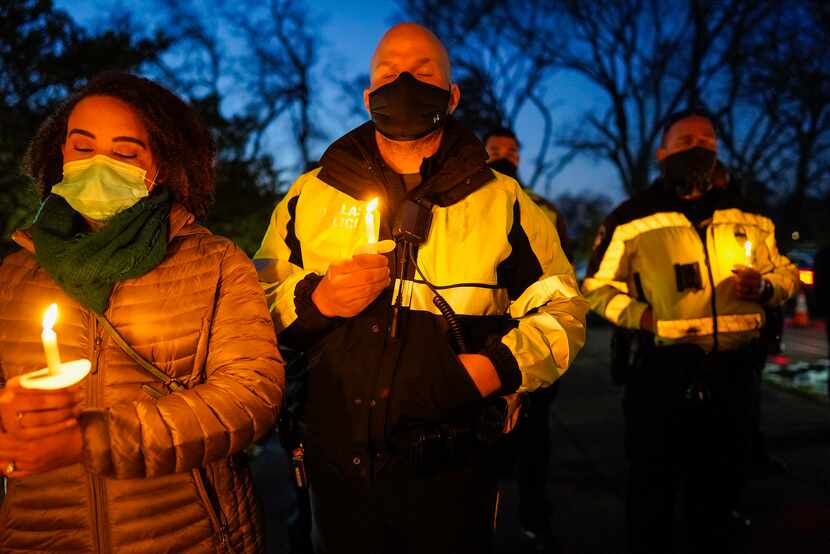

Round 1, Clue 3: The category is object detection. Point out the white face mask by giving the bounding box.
[51,155,155,221]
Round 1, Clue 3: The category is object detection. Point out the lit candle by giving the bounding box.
[365,197,379,244]
[744,240,753,268]
[41,304,61,376]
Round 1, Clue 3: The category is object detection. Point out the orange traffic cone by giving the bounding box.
[792,290,810,328]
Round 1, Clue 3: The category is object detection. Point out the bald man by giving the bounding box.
[255,23,586,553]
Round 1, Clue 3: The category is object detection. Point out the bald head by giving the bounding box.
[362,23,461,163]
[369,23,452,90]
[363,23,460,119]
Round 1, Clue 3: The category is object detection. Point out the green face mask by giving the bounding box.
[51,154,154,221]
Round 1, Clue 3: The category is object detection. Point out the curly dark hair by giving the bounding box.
[24,71,216,218]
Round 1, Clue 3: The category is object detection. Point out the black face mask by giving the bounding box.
[487,158,518,179]
[662,147,716,198]
[369,72,451,141]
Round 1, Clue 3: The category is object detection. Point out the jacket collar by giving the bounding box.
[12,202,199,254]
[317,117,494,207]
[648,177,749,224]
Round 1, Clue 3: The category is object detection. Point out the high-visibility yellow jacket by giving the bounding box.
[527,191,570,261]
[487,159,570,259]
[254,119,587,474]
[583,181,798,352]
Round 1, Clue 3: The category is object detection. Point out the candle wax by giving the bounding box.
[41,328,61,376]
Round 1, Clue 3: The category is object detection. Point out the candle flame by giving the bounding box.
[43,303,58,330]
[366,197,379,213]
[744,240,753,258]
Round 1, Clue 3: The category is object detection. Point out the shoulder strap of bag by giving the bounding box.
[94,314,184,395]
[94,314,237,552]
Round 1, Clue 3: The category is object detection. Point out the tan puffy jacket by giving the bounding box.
[0,205,284,553]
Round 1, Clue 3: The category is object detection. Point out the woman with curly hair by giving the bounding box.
[0,71,284,553]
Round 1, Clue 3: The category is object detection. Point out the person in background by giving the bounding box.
[255,23,586,554]
[485,126,566,552]
[485,127,570,260]
[0,72,284,553]
[583,108,798,552]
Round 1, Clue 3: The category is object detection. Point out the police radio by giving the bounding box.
[392,198,433,244]
[389,198,467,353]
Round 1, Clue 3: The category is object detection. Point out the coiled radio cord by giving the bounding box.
[407,244,468,354]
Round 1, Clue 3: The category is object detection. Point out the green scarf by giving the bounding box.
[31,190,172,314]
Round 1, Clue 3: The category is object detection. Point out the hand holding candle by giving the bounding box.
[0,373,83,479]
[19,303,91,391]
[732,239,765,301]
[312,254,391,317]
[0,376,81,440]
[733,266,764,301]
[353,197,394,255]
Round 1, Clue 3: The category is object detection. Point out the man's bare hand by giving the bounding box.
[458,353,502,397]
[732,267,764,301]
[312,254,391,318]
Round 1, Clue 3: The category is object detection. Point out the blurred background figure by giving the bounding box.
[485,127,570,260]
[583,108,798,553]
[485,126,568,553]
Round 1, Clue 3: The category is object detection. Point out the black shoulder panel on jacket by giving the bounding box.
[286,194,303,269]
[317,122,382,202]
[497,199,543,300]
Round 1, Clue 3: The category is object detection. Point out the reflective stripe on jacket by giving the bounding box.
[583,182,798,352]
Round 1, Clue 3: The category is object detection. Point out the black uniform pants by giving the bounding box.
[515,381,559,533]
[308,453,499,554]
[624,343,757,554]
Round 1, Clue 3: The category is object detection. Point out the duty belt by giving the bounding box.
[386,398,509,475]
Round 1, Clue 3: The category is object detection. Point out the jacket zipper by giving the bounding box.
[699,224,719,352]
[192,467,232,551]
[87,315,108,554]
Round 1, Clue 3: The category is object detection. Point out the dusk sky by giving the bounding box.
[57,0,622,202]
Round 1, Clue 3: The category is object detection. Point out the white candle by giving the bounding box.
[41,304,61,376]
[744,240,753,268]
[365,197,379,245]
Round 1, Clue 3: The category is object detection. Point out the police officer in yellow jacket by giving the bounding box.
[255,24,587,554]
[583,108,798,553]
